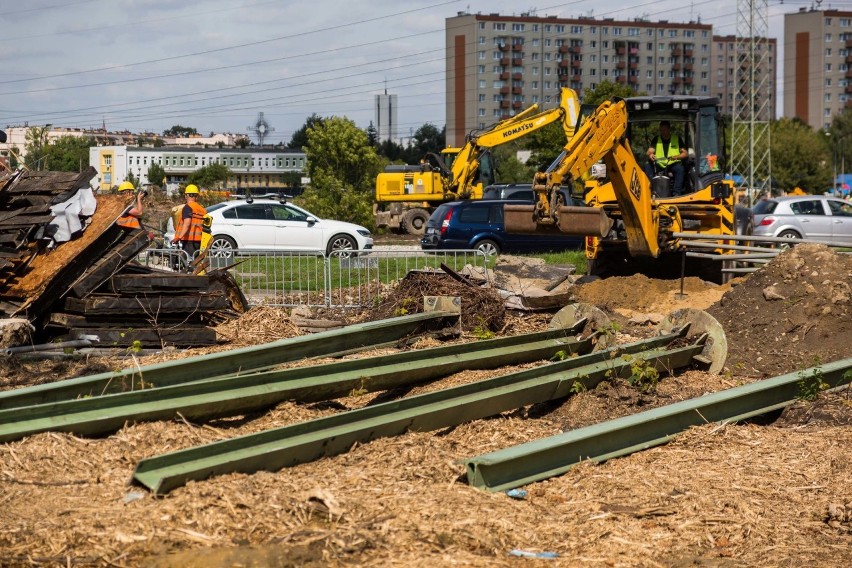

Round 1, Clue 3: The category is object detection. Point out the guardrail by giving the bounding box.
[137,248,490,309]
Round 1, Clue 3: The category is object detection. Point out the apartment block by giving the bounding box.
[446,11,714,146]
[784,8,852,129]
[711,35,777,121]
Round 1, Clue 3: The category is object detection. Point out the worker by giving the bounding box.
[171,184,207,265]
[644,120,688,196]
[115,181,146,230]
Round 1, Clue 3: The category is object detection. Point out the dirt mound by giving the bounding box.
[707,244,852,378]
[571,273,727,314]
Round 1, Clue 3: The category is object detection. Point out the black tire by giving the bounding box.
[776,229,801,250]
[208,235,236,269]
[327,234,357,257]
[474,238,500,257]
[402,209,430,235]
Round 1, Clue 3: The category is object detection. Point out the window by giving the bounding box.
[571,25,582,33]
[532,38,539,46]
[702,30,708,38]
[479,79,486,88]
[826,63,833,71]
[701,57,708,66]
[842,18,852,27]
[826,48,832,56]
[628,28,639,36]
[613,27,622,36]
[826,18,833,26]
[590,26,597,34]
[646,56,653,64]
[684,30,694,38]
[826,33,833,42]
[590,40,597,48]
[589,68,596,76]
[478,108,486,117]
[647,42,653,50]
[556,25,564,33]
[791,200,825,215]
[494,23,506,31]
[478,51,485,59]
[826,93,832,102]
[479,22,485,30]
[478,65,485,73]
[669,30,677,37]
[659,43,665,51]
[532,24,539,31]
[590,54,597,62]
[478,36,485,44]
[512,23,525,32]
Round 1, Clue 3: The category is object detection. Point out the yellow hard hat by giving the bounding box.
[118,181,135,192]
[184,184,199,195]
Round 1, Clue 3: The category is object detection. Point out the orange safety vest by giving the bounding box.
[180,201,207,242]
[116,207,142,230]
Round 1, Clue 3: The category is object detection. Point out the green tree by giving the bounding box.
[297,116,381,229]
[187,162,232,190]
[289,114,324,150]
[234,136,250,149]
[408,123,445,160]
[826,108,852,178]
[147,163,167,188]
[492,143,535,183]
[41,136,96,172]
[365,121,379,147]
[524,121,570,172]
[770,118,832,193]
[163,125,198,137]
[582,80,643,105]
[23,125,52,171]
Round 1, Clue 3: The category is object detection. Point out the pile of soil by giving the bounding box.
[707,244,852,377]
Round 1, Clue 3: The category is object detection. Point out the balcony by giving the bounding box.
[847,54,852,65]
[685,49,693,57]
[500,57,509,66]
[512,101,522,109]
[500,72,510,80]
[846,68,852,79]
[846,39,852,48]
[571,60,581,68]
[512,72,522,80]
[673,76,683,84]
[616,76,626,84]
[512,86,523,94]
[628,75,638,83]
[498,43,509,51]
[672,48,682,56]
[616,61,626,69]
[616,47,626,55]
[500,86,510,95]
[558,74,570,83]
[629,62,638,70]
[673,63,681,71]
[847,99,852,109]
[512,43,522,51]
[559,60,570,68]
[684,63,693,71]
[846,84,852,94]
[559,45,569,53]
[512,58,522,66]
[572,75,582,83]
[629,47,639,55]
[685,76,693,84]
[570,45,582,54]
[500,100,510,109]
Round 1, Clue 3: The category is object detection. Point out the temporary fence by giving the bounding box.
[137,248,490,309]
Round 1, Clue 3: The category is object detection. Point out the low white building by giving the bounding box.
[88,145,307,195]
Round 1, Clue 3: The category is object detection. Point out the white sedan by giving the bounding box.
[168,198,373,256]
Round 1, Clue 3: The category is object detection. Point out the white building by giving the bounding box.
[89,145,307,195]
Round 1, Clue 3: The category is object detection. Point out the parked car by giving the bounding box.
[420,199,583,256]
[752,195,852,244]
[166,198,373,256]
[482,183,586,207]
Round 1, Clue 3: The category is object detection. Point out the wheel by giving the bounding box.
[401,209,430,235]
[209,235,236,257]
[327,234,357,257]
[474,239,500,257]
[776,229,801,250]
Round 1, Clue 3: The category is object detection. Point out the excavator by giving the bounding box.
[504,95,746,283]
[374,87,580,234]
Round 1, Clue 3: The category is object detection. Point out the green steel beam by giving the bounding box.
[463,357,852,492]
[0,327,591,443]
[0,312,459,410]
[132,332,697,494]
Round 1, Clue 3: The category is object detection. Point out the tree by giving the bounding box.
[296,116,382,229]
[523,122,569,172]
[41,136,96,172]
[23,125,52,171]
[826,108,852,178]
[163,125,198,137]
[408,123,445,160]
[582,80,643,106]
[187,162,232,190]
[769,118,832,193]
[234,136,250,149]
[289,114,324,150]
[493,143,535,184]
[147,163,167,188]
[365,121,379,147]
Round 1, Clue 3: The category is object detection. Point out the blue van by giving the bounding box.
[420,199,583,256]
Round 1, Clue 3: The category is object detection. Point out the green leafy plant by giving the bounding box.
[471,316,494,340]
[796,361,829,401]
[625,356,660,392]
[570,380,587,394]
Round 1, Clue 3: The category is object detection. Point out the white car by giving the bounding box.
[167,198,373,256]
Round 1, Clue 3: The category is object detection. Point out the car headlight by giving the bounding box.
[357,229,371,237]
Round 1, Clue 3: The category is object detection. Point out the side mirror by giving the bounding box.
[306,216,318,225]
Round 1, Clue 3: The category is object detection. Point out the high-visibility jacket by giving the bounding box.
[116,207,142,230]
[654,134,681,168]
[179,201,207,242]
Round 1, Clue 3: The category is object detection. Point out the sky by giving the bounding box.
[0,0,841,145]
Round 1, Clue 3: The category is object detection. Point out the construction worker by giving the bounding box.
[644,120,688,195]
[171,184,207,265]
[115,181,146,230]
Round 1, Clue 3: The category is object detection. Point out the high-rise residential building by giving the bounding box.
[375,91,398,143]
[784,8,852,129]
[711,35,777,121]
[445,11,714,146]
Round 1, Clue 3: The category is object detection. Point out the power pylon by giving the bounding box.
[247,112,274,147]
[730,0,771,205]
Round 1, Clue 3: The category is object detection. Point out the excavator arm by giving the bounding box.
[504,98,664,258]
[446,87,580,198]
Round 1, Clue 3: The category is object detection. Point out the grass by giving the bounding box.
[535,249,588,275]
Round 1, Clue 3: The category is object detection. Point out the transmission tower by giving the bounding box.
[247,112,274,147]
[730,0,771,206]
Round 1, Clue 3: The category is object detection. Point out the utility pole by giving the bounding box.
[730,0,771,205]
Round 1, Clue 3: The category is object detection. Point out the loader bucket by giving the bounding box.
[503,204,539,233]
[556,205,614,238]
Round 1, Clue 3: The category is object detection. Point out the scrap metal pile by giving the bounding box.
[0,168,246,348]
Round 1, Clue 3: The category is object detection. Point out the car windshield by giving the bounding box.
[206,203,227,213]
[751,200,777,215]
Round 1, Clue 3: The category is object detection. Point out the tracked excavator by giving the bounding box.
[504,95,747,283]
[374,87,580,234]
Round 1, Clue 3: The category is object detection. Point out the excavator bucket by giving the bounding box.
[503,204,613,238]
